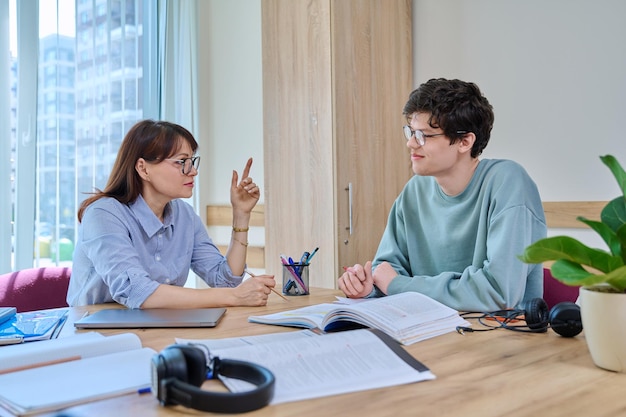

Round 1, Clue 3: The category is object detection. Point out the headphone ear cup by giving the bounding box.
[549,301,583,337]
[158,347,191,383]
[172,345,207,387]
[523,298,549,331]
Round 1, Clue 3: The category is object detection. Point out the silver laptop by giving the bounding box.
[73,308,226,329]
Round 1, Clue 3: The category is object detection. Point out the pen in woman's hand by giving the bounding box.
[246,269,289,302]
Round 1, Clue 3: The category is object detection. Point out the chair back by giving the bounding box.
[0,267,71,312]
[543,267,580,310]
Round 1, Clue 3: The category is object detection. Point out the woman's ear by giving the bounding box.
[136,158,150,181]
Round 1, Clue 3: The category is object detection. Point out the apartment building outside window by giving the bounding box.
[3,0,153,272]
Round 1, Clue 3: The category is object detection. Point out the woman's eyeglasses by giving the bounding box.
[164,156,201,175]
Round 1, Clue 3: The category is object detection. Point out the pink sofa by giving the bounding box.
[0,267,71,312]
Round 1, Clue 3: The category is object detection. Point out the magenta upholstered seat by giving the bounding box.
[543,267,580,310]
[0,267,71,312]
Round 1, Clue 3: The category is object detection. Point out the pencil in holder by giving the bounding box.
[282,263,309,296]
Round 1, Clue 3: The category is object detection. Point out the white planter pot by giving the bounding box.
[579,286,626,372]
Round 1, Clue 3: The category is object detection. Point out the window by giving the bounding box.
[4,0,156,271]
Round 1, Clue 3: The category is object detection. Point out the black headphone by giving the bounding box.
[521,298,583,337]
[458,298,583,338]
[151,344,275,413]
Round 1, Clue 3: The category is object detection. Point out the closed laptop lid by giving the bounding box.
[73,307,226,329]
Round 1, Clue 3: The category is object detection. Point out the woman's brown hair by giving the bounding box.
[77,120,198,222]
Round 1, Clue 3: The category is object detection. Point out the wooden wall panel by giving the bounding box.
[543,201,607,228]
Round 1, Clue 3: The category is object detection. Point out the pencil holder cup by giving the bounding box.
[282,263,309,296]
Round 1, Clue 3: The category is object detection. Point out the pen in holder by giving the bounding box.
[282,263,309,296]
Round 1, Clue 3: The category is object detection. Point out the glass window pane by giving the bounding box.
[8,0,147,269]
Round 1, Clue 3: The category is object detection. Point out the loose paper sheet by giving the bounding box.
[177,328,435,404]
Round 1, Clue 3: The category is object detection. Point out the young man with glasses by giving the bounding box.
[338,78,547,312]
[68,120,276,309]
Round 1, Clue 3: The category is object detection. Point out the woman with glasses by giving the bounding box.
[338,79,547,312]
[68,119,276,308]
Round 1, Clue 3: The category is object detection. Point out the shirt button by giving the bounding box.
[165,278,171,283]
[156,255,161,261]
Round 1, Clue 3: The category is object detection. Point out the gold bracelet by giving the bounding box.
[232,226,249,233]
[232,236,249,247]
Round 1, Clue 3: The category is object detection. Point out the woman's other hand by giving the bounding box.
[231,157,260,214]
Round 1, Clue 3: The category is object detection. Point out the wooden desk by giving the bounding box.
[45,289,625,417]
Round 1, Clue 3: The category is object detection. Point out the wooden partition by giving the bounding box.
[204,201,607,270]
[542,201,606,228]
[206,205,265,269]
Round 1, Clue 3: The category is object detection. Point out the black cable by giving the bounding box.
[458,310,547,334]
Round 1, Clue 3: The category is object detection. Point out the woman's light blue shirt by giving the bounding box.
[68,195,243,308]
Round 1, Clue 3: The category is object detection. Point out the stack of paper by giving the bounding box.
[177,328,436,404]
[0,332,154,416]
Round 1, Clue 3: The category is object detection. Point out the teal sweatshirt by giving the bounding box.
[374,159,547,312]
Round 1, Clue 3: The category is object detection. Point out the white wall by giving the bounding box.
[412,0,626,248]
[196,0,264,247]
[197,0,626,249]
[197,0,264,206]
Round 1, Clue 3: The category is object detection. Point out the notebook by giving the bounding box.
[73,308,226,329]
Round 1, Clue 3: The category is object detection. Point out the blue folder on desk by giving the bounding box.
[0,308,68,341]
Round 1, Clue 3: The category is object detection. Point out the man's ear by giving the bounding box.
[136,158,150,181]
[457,132,476,155]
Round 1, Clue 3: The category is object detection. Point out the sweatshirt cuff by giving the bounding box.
[365,285,385,298]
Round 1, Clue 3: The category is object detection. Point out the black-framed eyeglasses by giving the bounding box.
[402,125,468,146]
[164,156,201,175]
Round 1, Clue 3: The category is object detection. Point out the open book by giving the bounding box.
[177,328,435,404]
[248,292,470,345]
[0,332,155,416]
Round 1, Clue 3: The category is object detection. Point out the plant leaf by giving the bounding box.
[601,196,626,232]
[618,223,626,265]
[551,261,626,292]
[550,260,607,286]
[576,216,621,256]
[603,265,626,292]
[519,236,623,273]
[601,155,626,198]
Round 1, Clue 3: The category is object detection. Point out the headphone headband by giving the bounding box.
[152,345,275,413]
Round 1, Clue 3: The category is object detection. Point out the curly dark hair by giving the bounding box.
[403,78,494,158]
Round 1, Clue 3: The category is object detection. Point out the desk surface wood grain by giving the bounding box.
[34,289,626,417]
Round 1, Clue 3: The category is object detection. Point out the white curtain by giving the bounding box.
[156,0,199,212]
[157,0,198,134]
[156,1,200,287]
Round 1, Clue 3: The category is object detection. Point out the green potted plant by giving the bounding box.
[519,154,626,373]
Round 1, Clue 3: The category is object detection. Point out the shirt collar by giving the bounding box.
[129,194,174,237]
